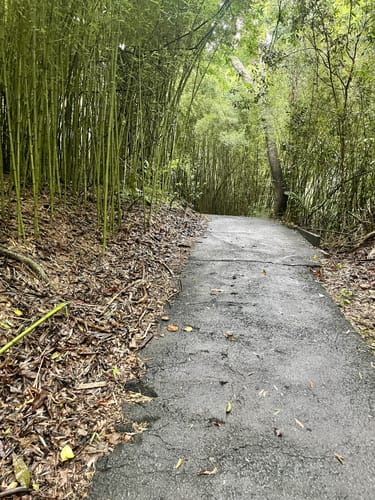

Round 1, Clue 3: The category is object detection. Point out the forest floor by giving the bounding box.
[0,198,206,498]
[313,243,375,351]
[0,202,374,499]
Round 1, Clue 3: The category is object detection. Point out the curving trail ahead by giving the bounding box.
[90,216,375,500]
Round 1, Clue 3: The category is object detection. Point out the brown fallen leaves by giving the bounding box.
[198,467,218,476]
[334,453,345,465]
[166,324,179,332]
[0,197,206,498]
[313,244,375,350]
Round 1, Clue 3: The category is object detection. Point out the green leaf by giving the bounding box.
[60,445,75,462]
[12,454,30,488]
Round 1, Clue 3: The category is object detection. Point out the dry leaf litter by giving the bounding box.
[1,200,373,498]
[0,198,206,498]
[313,240,375,350]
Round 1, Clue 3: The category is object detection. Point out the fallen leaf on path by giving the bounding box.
[335,453,345,465]
[261,270,267,276]
[295,418,305,429]
[13,309,23,316]
[184,326,193,332]
[129,337,138,349]
[258,389,268,397]
[125,393,153,403]
[274,409,281,415]
[161,315,169,321]
[31,390,48,411]
[224,332,237,341]
[107,433,123,445]
[198,467,218,476]
[210,289,223,294]
[166,324,179,332]
[175,458,184,469]
[132,422,148,434]
[137,288,148,303]
[226,402,232,414]
[309,380,314,389]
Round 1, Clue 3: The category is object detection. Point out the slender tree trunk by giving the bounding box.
[262,108,288,216]
[230,56,288,217]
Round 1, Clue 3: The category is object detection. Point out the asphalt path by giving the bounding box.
[89,216,375,500]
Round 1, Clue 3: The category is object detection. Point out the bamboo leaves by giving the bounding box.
[1,0,231,243]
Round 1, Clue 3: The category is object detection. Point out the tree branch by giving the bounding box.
[0,245,50,284]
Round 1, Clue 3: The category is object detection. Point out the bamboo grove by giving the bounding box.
[1,0,374,246]
[280,0,375,240]
[0,0,240,245]
[173,0,375,243]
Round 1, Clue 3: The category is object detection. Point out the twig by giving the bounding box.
[138,333,154,350]
[0,245,50,284]
[158,260,174,277]
[0,302,68,356]
[136,323,154,349]
[101,279,143,315]
[0,487,31,498]
[354,230,375,249]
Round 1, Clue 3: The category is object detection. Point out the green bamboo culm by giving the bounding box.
[0,0,239,246]
[0,302,68,356]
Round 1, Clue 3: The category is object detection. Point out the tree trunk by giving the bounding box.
[230,56,288,217]
[262,108,288,216]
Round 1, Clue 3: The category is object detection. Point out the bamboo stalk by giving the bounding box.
[0,302,68,356]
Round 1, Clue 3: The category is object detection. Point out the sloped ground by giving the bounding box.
[314,243,375,350]
[0,199,206,498]
[0,203,373,498]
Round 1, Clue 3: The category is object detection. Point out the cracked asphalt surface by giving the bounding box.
[89,216,375,500]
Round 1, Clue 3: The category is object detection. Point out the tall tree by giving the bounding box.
[230,56,288,216]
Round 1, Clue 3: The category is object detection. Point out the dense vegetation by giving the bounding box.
[175,0,375,243]
[1,0,374,246]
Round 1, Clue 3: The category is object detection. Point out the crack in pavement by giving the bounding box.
[192,258,320,267]
[147,432,190,452]
[89,216,375,500]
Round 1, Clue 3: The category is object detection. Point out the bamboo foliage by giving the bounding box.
[172,67,272,215]
[277,0,375,237]
[175,0,374,242]
[0,0,236,240]
[3,0,369,244]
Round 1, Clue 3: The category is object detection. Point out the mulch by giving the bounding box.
[0,198,206,498]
